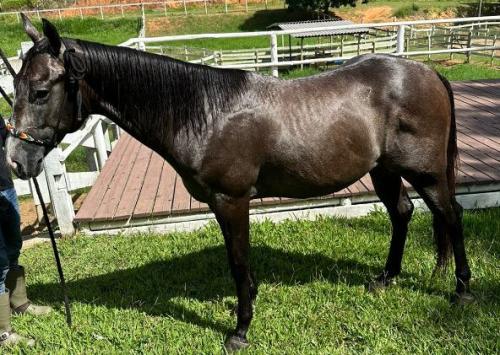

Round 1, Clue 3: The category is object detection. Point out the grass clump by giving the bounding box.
[393,3,421,18]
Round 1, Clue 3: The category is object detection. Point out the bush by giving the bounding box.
[0,0,34,12]
[393,3,420,18]
[286,0,361,14]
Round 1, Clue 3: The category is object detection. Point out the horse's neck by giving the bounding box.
[78,40,251,148]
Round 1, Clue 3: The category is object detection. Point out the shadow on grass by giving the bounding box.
[238,9,316,32]
[27,223,499,335]
[29,245,386,333]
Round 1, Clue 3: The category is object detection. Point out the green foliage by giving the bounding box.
[11,208,500,352]
[393,2,420,18]
[286,0,360,14]
[0,0,32,12]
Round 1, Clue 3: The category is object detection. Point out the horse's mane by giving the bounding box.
[76,39,250,136]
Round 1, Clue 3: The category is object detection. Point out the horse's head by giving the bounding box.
[6,15,86,179]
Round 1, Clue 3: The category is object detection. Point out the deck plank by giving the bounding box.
[113,145,153,220]
[152,163,176,217]
[93,137,142,221]
[75,134,132,221]
[171,177,191,214]
[133,152,166,218]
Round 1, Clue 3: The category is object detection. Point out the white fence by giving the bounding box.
[0,0,284,21]
[12,115,120,235]
[122,15,500,77]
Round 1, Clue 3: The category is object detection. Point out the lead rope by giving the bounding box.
[0,47,72,327]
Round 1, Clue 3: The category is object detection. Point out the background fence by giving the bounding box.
[123,16,500,76]
[0,0,286,21]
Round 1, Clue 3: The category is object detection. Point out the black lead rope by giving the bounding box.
[32,178,72,327]
[0,49,72,326]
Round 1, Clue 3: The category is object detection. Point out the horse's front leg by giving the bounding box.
[211,193,256,352]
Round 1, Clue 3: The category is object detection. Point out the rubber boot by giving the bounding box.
[0,291,34,347]
[6,266,52,316]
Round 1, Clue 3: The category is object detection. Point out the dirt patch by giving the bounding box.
[335,5,457,23]
[18,192,87,237]
[338,6,394,23]
[147,17,174,36]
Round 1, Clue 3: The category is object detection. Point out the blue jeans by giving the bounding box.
[0,187,22,294]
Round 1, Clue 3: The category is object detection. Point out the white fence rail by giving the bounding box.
[123,15,500,76]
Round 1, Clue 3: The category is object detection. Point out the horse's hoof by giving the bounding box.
[451,292,475,305]
[224,335,249,353]
[367,274,395,292]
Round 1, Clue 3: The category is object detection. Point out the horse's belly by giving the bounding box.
[255,157,373,199]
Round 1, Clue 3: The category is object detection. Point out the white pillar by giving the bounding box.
[270,33,279,77]
[396,25,405,54]
[43,148,75,236]
[92,118,108,171]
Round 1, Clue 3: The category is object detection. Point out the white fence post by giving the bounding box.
[92,117,108,170]
[396,24,405,54]
[29,176,50,222]
[138,6,146,51]
[270,33,279,77]
[43,148,75,236]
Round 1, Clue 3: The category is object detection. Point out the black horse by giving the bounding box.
[6,15,472,351]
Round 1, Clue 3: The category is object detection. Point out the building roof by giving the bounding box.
[269,20,370,38]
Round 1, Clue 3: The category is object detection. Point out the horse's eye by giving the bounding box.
[35,89,50,100]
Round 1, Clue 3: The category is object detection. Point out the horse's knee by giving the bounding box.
[452,199,463,220]
[400,198,414,222]
[394,196,414,225]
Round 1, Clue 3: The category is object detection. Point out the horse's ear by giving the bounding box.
[21,13,42,43]
[42,18,62,55]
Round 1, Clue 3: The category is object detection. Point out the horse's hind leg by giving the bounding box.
[407,176,473,303]
[431,201,460,274]
[368,166,414,290]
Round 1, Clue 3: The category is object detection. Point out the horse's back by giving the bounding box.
[250,54,451,197]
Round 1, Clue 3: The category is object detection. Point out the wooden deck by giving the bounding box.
[75,79,500,226]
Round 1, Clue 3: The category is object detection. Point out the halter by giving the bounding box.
[6,40,86,148]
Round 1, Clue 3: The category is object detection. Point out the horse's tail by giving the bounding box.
[436,72,458,265]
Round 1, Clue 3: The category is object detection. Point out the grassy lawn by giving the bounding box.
[0,16,140,57]
[9,207,500,353]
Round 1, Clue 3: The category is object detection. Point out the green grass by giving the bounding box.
[9,208,500,353]
[0,17,140,57]
[151,9,320,51]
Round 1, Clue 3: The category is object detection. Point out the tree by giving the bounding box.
[286,0,366,15]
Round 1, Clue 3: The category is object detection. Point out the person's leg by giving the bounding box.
[0,187,51,315]
[0,189,33,346]
[0,188,22,268]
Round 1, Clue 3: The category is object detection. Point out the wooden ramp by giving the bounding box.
[75,79,500,232]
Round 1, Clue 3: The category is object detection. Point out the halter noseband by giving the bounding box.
[6,41,86,148]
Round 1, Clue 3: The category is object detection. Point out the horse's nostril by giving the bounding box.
[12,160,27,179]
[35,158,43,173]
